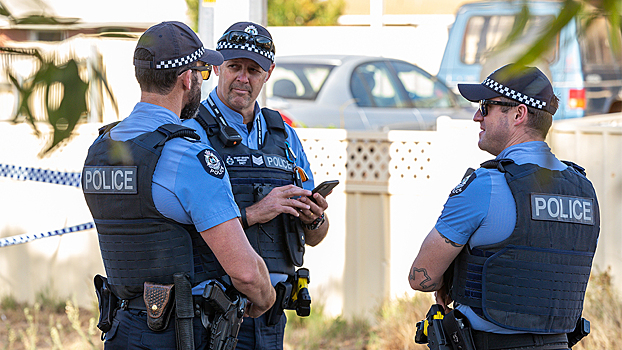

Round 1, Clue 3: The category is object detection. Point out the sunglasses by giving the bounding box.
[218,30,275,53]
[179,62,212,80]
[479,99,520,117]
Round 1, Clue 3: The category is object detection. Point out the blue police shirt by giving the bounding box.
[435,141,567,334]
[109,102,240,232]
[183,88,315,191]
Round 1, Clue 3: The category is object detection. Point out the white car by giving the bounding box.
[266,55,475,130]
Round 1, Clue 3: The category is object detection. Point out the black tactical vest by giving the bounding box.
[450,159,599,333]
[194,105,305,276]
[82,123,226,299]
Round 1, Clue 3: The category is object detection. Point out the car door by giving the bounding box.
[349,60,469,130]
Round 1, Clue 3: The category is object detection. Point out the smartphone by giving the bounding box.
[309,180,339,203]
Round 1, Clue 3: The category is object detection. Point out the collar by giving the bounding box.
[111,102,181,141]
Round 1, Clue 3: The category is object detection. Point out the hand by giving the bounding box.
[244,301,261,318]
[434,287,453,314]
[296,192,329,225]
[245,185,312,226]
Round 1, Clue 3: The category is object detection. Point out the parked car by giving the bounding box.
[265,55,475,130]
[437,1,622,120]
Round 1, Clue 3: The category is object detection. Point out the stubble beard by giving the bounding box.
[180,74,201,120]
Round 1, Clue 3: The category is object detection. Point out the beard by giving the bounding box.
[180,73,202,120]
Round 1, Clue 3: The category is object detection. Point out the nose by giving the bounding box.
[236,69,250,83]
[473,109,483,122]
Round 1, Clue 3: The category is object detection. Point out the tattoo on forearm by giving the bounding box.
[438,232,463,248]
[409,267,437,291]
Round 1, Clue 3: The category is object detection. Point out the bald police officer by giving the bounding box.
[82,21,275,349]
[409,64,599,350]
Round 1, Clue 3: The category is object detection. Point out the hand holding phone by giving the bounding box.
[309,180,339,203]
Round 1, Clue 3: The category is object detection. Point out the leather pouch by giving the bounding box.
[143,282,175,332]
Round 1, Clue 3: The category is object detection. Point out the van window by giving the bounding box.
[461,15,558,65]
[580,16,622,65]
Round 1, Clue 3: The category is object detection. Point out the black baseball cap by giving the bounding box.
[458,63,557,115]
[134,21,223,70]
[216,21,275,71]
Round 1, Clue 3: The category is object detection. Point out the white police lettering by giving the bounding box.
[265,155,293,171]
[531,193,593,225]
[82,166,137,194]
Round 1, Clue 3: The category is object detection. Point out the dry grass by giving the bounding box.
[2,270,620,350]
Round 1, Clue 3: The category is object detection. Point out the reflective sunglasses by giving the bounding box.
[179,62,212,80]
[218,30,275,53]
[479,99,520,117]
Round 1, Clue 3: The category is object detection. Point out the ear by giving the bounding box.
[264,63,276,82]
[513,104,529,126]
[180,70,193,91]
[213,64,221,77]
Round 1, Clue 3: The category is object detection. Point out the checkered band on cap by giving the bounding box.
[216,41,275,62]
[484,78,548,110]
[155,47,205,69]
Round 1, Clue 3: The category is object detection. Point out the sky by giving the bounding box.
[45,0,190,24]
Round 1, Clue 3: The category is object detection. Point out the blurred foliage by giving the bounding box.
[186,0,199,31]
[268,0,345,26]
[3,47,117,156]
[499,0,621,75]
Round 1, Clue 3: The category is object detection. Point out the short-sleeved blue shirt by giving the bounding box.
[435,141,567,333]
[183,88,315,190]
[110,102,240,232]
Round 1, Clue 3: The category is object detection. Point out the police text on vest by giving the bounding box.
[82,166,138,194]
[531,193,594,225]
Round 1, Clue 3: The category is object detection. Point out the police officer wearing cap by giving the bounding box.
[82,21,275,349]
[183,21,329,350]
[408,64,599,350]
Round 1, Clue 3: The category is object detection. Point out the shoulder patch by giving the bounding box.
[450,168,477,197]
[197,149,226,179]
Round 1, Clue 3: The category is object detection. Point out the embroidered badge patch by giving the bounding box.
[197,149,225,179]
[252,154,265,167]
[450,168,476,197]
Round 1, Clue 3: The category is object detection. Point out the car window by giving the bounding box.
[391,61,454,108]
[267,63,333,100]
[579,16,622,65]
[461,15,558,65]
[351,62,408,108]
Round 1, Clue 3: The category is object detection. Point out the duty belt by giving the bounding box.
[471,330,568,350]
[119,295,203,314]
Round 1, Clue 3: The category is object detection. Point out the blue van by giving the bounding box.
[437,1,622,120]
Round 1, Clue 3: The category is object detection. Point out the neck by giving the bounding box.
[140,90,183,117]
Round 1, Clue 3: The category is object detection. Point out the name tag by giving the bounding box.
[83,166,138,194]
[531,193,594,225]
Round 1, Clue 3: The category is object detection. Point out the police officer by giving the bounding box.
[183,22,330,350]
[408,64,599,350]
[82,21,275,349]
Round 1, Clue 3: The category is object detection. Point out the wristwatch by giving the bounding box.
[304,213,325,230]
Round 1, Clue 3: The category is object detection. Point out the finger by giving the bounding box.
[309,193,328,210]
[285,198,310,211]
[282,185,312,198]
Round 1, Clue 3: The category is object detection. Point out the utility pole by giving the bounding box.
[197,0,267,97]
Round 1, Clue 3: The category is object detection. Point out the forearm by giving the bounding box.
[408,228,463,292]
[304,214,329,246]
[229,256,276,314]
